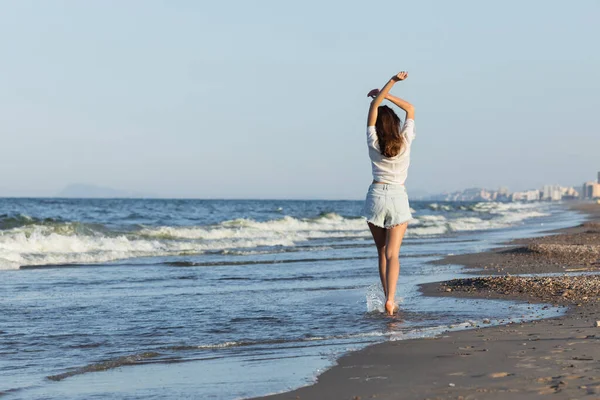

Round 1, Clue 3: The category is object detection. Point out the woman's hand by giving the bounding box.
[368,71,408,97]
[391,71,408,82]
[367,88,380,98]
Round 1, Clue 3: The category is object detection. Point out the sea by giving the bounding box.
[0,198,584,399]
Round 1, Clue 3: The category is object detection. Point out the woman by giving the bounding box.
[363,71,415,316]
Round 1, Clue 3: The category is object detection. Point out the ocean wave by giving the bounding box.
[407,202,550,236]
[166,255,372,268]
[0,224,296,269]
[422,201,550,214]
[0,204,550,269]
[139,213,367,240]
[47,352,162,381]
[46,332,389,382]
[0,214,59,230]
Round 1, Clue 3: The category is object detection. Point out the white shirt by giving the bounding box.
[366,119,416,185]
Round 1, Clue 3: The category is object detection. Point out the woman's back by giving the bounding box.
[366,119,416,185]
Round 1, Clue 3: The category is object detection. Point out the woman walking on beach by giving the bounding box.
[363,71,415,316]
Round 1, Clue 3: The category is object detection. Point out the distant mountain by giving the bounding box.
[56,184,154,198]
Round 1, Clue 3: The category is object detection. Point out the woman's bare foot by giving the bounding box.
[385,300,397,316]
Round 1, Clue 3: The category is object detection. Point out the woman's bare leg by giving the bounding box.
[367,222,388,297]
[384,223,408,315]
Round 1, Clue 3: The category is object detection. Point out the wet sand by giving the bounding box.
[252,202,600,400]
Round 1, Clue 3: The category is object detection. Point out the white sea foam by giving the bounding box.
[140,213,367,241]
[0,213,368,268]
[365,283,403,313]
[417,215,447,223]
[406,202,550,236]
[196,341,240,349]
[0,203,550,269]
[366,283,386,313]
[0,225,296,269]
[389,325,454,341]
[0,257,20,270]
[408,225,449,236]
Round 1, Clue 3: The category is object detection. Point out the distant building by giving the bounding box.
[432,188,498,202]
[582,181,600,199]
[428,180,585,202]
[511,190,541,202]
[561,186,579,200]
[495,187,510,202]
[542,185,563,201]
[540,185,579,201]
[461,188,493,202]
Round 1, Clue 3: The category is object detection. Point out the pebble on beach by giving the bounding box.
[440,275,600,304]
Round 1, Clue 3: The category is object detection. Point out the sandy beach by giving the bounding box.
[253,202,600,400]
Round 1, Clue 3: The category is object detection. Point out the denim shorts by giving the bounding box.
[362,184,413,229]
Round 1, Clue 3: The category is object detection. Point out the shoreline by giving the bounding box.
[252,202,600,399]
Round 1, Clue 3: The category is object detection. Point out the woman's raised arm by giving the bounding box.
[367,71,408,126]
[385,94,415,121]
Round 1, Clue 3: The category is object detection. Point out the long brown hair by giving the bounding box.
[375,105,404,158]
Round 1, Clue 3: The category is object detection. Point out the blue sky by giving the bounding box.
[1,0,599,199]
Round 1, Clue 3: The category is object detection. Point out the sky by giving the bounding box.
[1,0,599,199]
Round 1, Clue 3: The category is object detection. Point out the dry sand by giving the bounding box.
[252,202,600,400]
